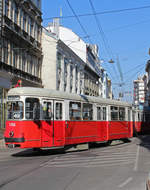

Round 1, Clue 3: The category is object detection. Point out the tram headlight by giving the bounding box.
[9,131,14,138]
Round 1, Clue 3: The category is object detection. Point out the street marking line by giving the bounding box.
[42,161,134,168]
[134,145,140,171]
[118,177,133,188]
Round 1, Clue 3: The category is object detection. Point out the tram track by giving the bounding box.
[0,137,143,189]
[0,151,63,189]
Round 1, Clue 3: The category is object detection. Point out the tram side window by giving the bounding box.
[128,109,131,121]
[43,102,52,120]
[55,103,62,120]
[69,102,81,120]
[111,106,118,121]
[97,107,102,120]
[102,107,106,120]
[82,103,93,120]
[25,98,40,120]
[138,112,140,121]
[7,101,23,120]
[119,107,125,121]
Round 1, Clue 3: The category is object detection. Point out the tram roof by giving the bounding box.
[8,87,131,107]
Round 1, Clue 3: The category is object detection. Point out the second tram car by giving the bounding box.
[4,87,133,149]
[133,108,150,134]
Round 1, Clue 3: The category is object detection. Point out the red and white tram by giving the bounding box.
[4,87,133,149]
[133,108,150,134]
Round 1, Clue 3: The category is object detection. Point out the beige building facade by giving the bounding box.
[0,0,42,128]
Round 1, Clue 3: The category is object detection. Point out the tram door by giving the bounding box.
[41,100,54,147]
[53,101,65,147]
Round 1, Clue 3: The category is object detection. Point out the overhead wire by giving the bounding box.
[43,5,150,20]
[126,65,145,83]
[65,0,120,84]
[88,0,120,84]
[43,2,148,101]
[65,0,93,44]
[123,63,146,76]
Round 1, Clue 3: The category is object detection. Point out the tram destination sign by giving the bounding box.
[8,96,20,101]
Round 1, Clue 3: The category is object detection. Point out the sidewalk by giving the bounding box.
[0,128,6,149]
[0,128,4,140]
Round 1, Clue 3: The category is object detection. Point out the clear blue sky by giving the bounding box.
[42,0,150,102]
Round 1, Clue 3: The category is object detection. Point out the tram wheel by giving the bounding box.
[105,140,112,146]
[33,148,43,152]
[122,138,131,143]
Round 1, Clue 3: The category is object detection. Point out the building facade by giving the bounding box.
[145,60,150,106]
[42,29,97,95]
[47,20,102,96]
[133,76,145,109]
[0,0,42,128]
[142,74,148,107]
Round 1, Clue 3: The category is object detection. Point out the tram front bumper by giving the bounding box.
[5,137,25,148]
[5,137,25,143]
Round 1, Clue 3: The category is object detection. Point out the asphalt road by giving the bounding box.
[0,136,150,190]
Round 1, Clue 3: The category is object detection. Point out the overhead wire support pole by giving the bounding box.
[116,56,123,83]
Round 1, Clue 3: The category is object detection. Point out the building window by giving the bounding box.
[22,55,26,72]
[30,19,34,37]
[10,1,13,20]
[14,3,18,24]
[57,53,62,90]
[57,53,61,69]
[19,10,22,28]
[23,12,27,31]
[29,58,33,74]
[3,40,8,64]
[37,0,41,9]
[5,0,9,16]
[37,26,41,43]
[34,23,37,40]
[13,49,18,68]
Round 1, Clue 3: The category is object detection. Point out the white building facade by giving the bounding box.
[145,60,150,106]
[133,76,145,109]
[45,21,110,97]
[42,30,85,95]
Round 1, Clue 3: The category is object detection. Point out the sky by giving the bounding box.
[42,0,150,102]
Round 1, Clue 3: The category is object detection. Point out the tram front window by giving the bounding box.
[7,101,23,120]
